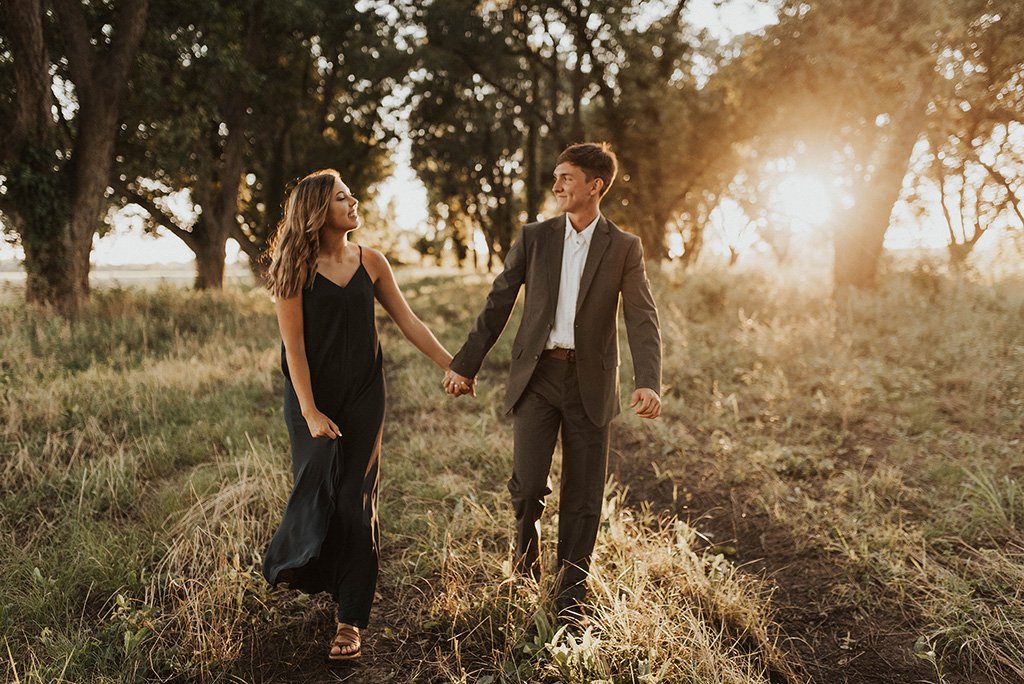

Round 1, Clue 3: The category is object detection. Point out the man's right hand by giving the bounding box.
[443,369,476,397]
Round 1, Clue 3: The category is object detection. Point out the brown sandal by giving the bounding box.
[328,623,361,661]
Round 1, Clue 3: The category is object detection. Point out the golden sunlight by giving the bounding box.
[774,174,833,227]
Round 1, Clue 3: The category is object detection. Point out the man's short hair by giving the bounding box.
[556,142,618,197]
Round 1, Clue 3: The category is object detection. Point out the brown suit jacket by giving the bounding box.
[450,214,661,426]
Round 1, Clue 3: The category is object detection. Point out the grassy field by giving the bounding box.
[0,263,1022,683]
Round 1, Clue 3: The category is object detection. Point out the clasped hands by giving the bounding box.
[443,368,476,397]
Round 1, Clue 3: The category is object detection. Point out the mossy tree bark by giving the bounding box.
[1,0,148,316]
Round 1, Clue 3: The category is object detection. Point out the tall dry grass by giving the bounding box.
[1,264,1022,682]
[644,265,1024,683]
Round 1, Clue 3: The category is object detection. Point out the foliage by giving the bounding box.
[237,0,407,267]
[405,0,737,263]
[721,0,1024,285]
[407,0,554,266]
[586,1,740,261]
[4,0,1022,305]
[904,1,1024,266]
[112,0,402,286]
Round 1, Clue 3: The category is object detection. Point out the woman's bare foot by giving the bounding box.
[328,622,361,661]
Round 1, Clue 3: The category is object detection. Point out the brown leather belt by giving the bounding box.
[541,348,576,362]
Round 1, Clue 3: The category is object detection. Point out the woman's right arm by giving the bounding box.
[276,294,341,439]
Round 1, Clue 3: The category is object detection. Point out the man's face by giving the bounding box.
[552,162,602,214]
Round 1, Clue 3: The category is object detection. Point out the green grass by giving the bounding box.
[0,265,1022,682]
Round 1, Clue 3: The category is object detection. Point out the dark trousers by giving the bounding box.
[509,356,611,611]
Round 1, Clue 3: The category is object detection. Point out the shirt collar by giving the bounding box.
[564,213,600,245]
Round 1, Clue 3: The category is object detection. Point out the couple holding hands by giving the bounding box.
[261,142,662,661]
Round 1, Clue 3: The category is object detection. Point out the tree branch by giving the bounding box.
[559,5,617,112]
[51,0,95,91]
[659,0,694,79]
[934,161,958,245]
[976,157,1024,228]
[104,0,149,85]
[229,221,262,260]
[451,48,556,131]
[957,169,969,244]
[54,95,74,148]
[0,194,21,226]
[117,182,199,252]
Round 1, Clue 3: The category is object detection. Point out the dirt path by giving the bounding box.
[609,432,988,684]
[232,569,446,683]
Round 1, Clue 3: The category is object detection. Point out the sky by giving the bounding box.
[0,0,977,267]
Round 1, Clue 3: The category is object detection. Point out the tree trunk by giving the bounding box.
[680,225,703,267]
[948,242,972,271]
[21,216,90,315]
[3,0,148,317]
[233,223,268,282]
[452,227,468,267]
[525,102,540,223]
[570,62,584,142]
[632,172,669,261]
[834,78,930,290]
[188,177,241,289]
[3,0,52,147]
[194,232,227,289]
[56,89,128,310]
[187,3,259,289]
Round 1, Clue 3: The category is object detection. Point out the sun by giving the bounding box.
[774,174,832,227]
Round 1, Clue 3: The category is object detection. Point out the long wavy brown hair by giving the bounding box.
[266,169,340,299]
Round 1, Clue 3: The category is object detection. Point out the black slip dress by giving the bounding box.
[262,246,384,627]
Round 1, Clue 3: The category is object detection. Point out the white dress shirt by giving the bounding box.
[546,213,600,350]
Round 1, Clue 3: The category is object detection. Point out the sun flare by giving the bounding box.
[775,174,832,227]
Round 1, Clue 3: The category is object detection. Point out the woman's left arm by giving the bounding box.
[368,248,453,370]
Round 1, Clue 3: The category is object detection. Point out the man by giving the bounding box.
[444,142,662,617]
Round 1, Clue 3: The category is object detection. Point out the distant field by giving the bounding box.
[0,265,255,290]
[1,265,1022,683]
[0,263,464,296]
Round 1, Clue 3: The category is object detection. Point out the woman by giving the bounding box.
[262,169,454,661]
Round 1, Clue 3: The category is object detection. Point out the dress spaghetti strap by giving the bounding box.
[358,245,363,264]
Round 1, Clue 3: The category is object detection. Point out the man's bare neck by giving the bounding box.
[568,207,600,232]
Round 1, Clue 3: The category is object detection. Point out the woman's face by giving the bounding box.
[326,176,360,232]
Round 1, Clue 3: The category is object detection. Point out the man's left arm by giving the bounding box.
[621,237,662,418]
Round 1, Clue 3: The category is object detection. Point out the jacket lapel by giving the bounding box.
[576,216,610,314]
[546,216,564,310]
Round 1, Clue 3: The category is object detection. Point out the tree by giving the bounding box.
[729,0,937,289]
[0,0,148,315]
[236,1,402,276]
[407,49,528,267]
[906,1,1024,268]
[730,0,1023,289]
[906,124,1023,269]
[112,0,399,288]
[407,0,560,268]
[112,0,278,289]
[550,0,736,262]
[406,0,739,264]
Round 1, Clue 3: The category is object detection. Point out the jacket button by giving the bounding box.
[534,354,539,360]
